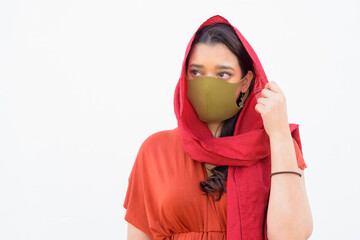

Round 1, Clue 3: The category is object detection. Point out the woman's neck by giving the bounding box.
[207,121,223,138]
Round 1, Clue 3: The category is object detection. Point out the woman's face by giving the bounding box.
[186,43,252,100]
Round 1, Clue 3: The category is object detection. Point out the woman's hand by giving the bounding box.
[254,81,290,138]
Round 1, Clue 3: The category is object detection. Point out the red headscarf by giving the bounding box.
[173,15,306,239]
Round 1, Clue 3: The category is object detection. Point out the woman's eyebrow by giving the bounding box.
[190,64,234,71]
[215,64,235,71]
[190,64,204,68]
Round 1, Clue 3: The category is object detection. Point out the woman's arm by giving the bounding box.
[254,81,313,239]
[266,131,313,240]
[127,223,152,240]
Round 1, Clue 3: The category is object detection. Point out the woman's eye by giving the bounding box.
[190,70,201,77]
[219,72,232,80]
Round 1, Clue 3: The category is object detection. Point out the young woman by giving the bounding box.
[124,15,313,240]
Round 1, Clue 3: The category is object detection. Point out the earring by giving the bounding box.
[238,89,250,109]
[237,92,245,108]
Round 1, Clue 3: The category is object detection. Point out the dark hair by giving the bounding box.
[185,22,256,201]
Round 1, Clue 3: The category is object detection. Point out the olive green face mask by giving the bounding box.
[186,76,249,123]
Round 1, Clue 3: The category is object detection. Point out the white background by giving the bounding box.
[1,0,359,239]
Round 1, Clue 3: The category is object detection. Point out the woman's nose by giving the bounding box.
[205,73,216,78]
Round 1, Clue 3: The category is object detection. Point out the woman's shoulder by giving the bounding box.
[139,127,180,153]
[133,127,183,170]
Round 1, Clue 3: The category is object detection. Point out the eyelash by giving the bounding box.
[190,70,201,76]
[219,72,232,78]
[190,70,232,78]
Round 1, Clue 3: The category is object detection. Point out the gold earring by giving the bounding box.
[239,89,250,108]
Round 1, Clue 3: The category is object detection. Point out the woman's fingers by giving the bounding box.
[257,96,271,106]
[265,81,283,94]
[261,88,276,98]
[254,102,265,114]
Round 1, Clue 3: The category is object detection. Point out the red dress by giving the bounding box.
[123,128,306,239]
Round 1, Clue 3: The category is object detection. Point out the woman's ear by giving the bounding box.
[240,71,253,93]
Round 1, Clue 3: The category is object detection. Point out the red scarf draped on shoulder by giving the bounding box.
[173,15,305,239]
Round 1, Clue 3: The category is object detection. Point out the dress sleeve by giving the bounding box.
[123,145,155,239]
